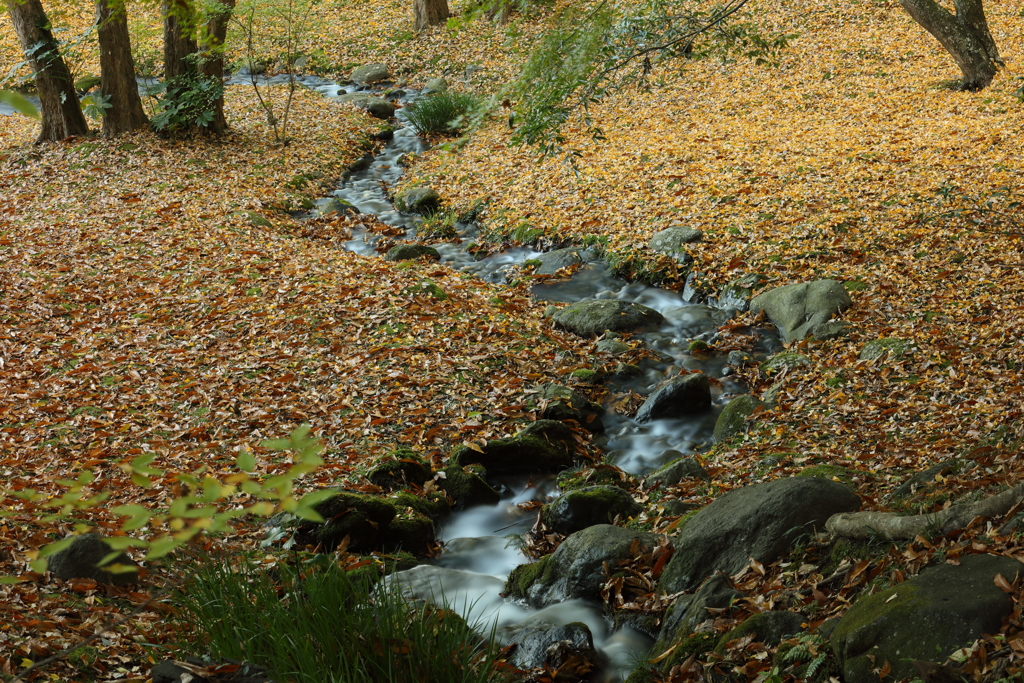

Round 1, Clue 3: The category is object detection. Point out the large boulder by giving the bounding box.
[451,420,578,475]
[47,533,138,586]
[506,525,663,609]
[538,383,604,433]
[335,93,395,119]
[716,611,805,651]
[541,486,642,534]
[552,299,664,338]
[395,187,441,215]
[749,279,852,342]
[649,226,702,260]
[659,477,861,594]
[831,554,1024,683]
[713,394,763,442]
[635,373,712,422]
[350,63,391,84]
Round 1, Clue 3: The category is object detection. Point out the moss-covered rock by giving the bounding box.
[437,464,500,508]
[541,486,643,534]
[570,368,599,382]
[646,456,710,488]
[75,74,101,92]
[831,554,1024,683]
[859,337,914,362]
[381,512,435,554]
[451,420,578,475]
[797,463,858,485]
[384,244,441,262]
[391,490,450,521]
[395,186,440,215]
[553,299,665,338]
[716,611,805,652]
[538,383,605,433]
[749,279,852,342]
[403,278,448,300]
[556,464,633,492]
[297,491,397,552]
[713,394,763,442]
[635,373,712,422]
[505,554,554,601]
[366,449,433,490]
[760,352,812,377]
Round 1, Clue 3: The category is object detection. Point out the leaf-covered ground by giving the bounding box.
[2,0,1024,680]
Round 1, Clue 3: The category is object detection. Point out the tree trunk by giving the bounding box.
[96,0,148,137]
[900,0,1002,90]
[413,0,449,31]
[6,0,90,142]
[163,0,199,81]
[199,0,235,136]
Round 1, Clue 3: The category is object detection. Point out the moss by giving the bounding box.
[830,583,929,680]
[404,279,449,300]
[392,490,450,521]
[843,280,869,292]
[658,632,718,672]
[504,555,553,600]
[761,352,812,376]
[367,449,432,490]
[859,337,913,362]
[438,464,500,507]
[797,463,857,485]
[570,368,598,381]
[556,464,632,492]
[75,74,101,92]
[522,258,542,269]
[299,492,397,552]
[381,513,435,554]
[688,340,711,353]
[623,666,658,683]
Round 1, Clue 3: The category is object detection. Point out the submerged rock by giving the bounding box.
[450,420,578,475]
[831,554,1024,683]
[541,486,642,534]
[552,299,664,338]
[659,477,861,594]
[634,373,712,422]
[749,279,852,342]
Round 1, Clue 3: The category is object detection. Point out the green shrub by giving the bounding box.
[404,91,481,135]
[172,556,512,683]
[146,72,224,133]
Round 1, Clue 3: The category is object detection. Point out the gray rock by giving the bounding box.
[717,273,768,312]
[47,533,137,586]
[595,338,631,355]
[335,92,395,119]
[502,622,598,671]
[649,226,703,257]
[552,299,664,338]
[653,574,743,668]
[423,77,448,93]
[889,460,960,501]
[635,373,712,422]
[451,420,578,475]
[749,279,852,342]
[859,337,914,362]
[506,525,663,608]
[350,63,391,84]
[760,352,811,377]
[659,477,861,594]
[395,187,441,215]
[726,350,755,367]
[713,394,763,442]
[832,554,1024,683]
[535,247,588,275]
[646,456,710,488]
[538,383,605,433]
[384,244,440,262]
[718,611,805,649]
[542,486,642,534]
[812,320,854,340]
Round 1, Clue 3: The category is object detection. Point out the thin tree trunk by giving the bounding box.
[6,0,90,142]
[96,0,148,137]
[200,0,235,135]
[163,0,198,81]
[413,0,449,31]
[900,0,1001,90]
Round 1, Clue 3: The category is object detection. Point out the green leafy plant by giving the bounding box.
[146,71,225,133]
[81,92,113,121]
[172,556,514,683]
[404,91,482,135]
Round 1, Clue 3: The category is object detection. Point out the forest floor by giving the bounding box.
[1,0,1024,680]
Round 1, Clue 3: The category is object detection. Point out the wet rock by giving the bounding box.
[366,448,432,490]
[335,93,395,119]
[652,574,743,670]
[47,533,138,586]
[552,299,664,338]
[538,383,605,433]
[713,394,763,442]
[451,420,578,475]
[659,477,861,594]
[859,337,915,362]
[541,486,642,534]
[296,491,397,551]
[831,554,1024,683]
[502,622,598,671]
[726,350,755,367]
[634,373,712,422]
[439,464,501,508]
[649,226,702,259]
[390,565,508,615]
[506,525,663,609]
[749,279,852,342]
[717,273,768,312]
[535,247,588,275]
[423,77,448,93]
[395,186,441,215]
[350,63,391,84]
[717,610,805,650]
[384,244,440,261]
[646,455,710,488]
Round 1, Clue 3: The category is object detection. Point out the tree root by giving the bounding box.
[826,482,1024,541]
